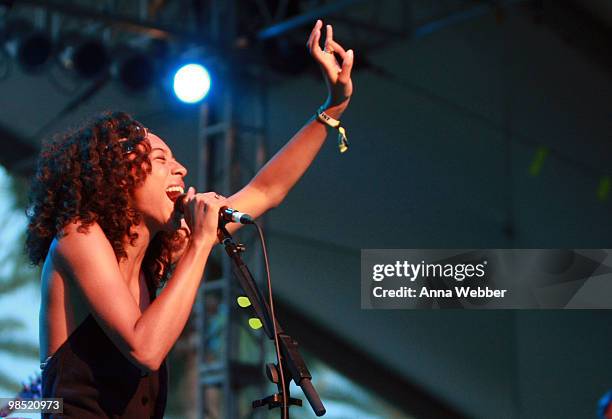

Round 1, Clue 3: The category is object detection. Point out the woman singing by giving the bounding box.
[26,20,353,418]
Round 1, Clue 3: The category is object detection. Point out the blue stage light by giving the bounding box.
[172,63,211,104]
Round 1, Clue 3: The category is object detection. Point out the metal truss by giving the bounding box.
[194,69,271,419]
[3,1,496,66]
[193,3,271,418]
[0,0,529,111]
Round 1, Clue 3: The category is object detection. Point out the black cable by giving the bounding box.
[253,221,288,417]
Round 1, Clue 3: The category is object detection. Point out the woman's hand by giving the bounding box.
[180,187,228,248]
[307,20,354,118]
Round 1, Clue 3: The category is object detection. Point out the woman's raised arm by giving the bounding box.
[225,20,354,227]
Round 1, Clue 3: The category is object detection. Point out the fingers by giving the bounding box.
[307,20,321,49]
[327,39,345,72]
[306,19,318,49]
[312,21,323,56]
[309,23,350,62]
[184,190,225,210]
[198,192,223,212]
[325,24,333,51]
[306,20,353,86]
[338,49,354,84]
[182,186,195,209]
[307,19,323,57]
[323,38,353,80]
[183,190,229,245]
[328,39,346,56]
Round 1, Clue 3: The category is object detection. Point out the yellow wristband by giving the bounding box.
[316,107,349,153]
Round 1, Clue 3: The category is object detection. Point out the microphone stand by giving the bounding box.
[217,224,326,418]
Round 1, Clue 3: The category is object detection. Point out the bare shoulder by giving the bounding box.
[47,217,147,369]
[51,219,114,273]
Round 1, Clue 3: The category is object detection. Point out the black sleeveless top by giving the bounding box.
[41,278,168,418]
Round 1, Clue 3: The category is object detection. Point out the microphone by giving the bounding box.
[220,207,254,225]
[174,194,254,225]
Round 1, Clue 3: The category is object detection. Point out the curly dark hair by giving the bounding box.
[25,111,186,289]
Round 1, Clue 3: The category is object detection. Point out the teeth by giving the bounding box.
[165,186,184,194]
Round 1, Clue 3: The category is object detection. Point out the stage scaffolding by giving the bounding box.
[194,85,270,418]
[194,6,270,414]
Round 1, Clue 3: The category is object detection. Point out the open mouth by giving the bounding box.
[165,185,184,202]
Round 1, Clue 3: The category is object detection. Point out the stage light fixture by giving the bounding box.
[115,50,156,92]
[3,19,53,73]
[16,31,53,71]
[59,37,110,78]
[172,63,211,104]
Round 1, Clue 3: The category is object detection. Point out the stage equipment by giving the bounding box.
[114,48,156,92]
[2,19,52,72]
[172,63,211,103]
[58,35,109,78]
[218,222,326,418]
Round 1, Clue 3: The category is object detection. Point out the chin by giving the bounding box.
[158,197,180,231]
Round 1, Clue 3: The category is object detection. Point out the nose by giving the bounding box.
[173,159,188,177]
